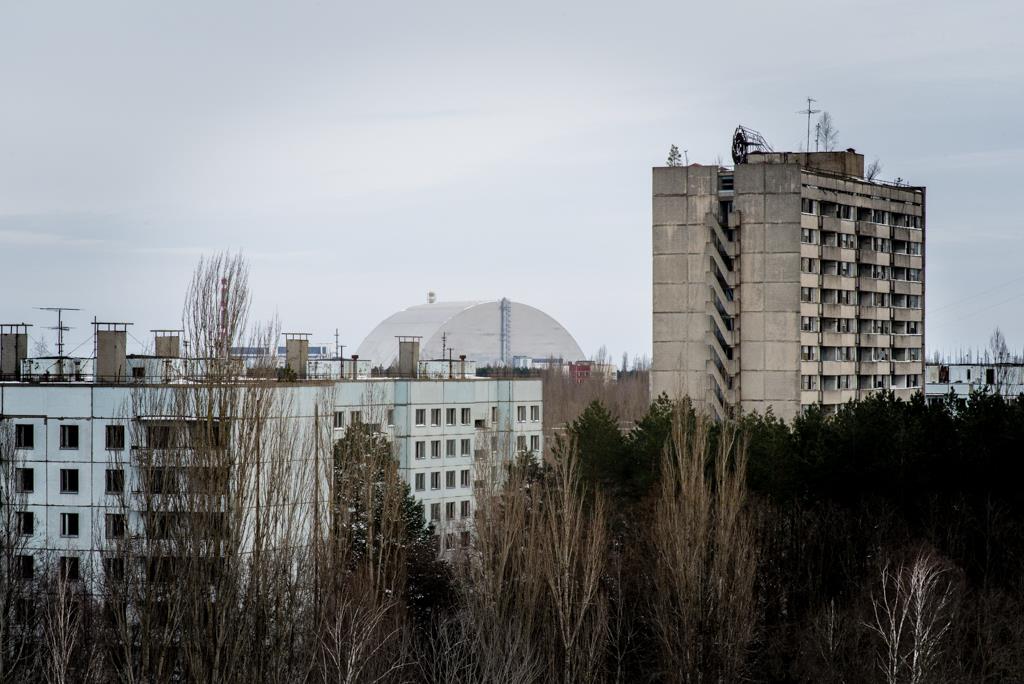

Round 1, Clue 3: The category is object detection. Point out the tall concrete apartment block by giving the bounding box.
[653,147,925,421]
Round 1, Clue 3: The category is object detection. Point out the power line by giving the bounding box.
[929,273,1024,315]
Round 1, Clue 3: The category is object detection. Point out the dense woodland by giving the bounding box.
[3,388,1023,682]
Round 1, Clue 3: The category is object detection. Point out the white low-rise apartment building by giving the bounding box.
[0,324,542,578]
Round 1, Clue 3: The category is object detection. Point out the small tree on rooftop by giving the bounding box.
[666,145,682,167]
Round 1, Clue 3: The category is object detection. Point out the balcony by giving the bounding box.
[893,253,923,269]
[859,361,892,375]
[821,332,856,347]
[857,249,892,266]
[821,304,857,320]
[856,221,890,239]
[892,334,923,349]
[821,274,856,291]
[857,278,891,294]
[822,361,856,376]
[893,280,923,296]
[892,307,923,322]
[858,333,891,348]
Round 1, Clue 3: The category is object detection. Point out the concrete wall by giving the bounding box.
[734,163,802,421]
[651,165,717,404]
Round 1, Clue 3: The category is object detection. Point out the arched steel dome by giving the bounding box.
[356,299,584,368]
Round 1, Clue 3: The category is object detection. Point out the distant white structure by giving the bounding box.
[356,298,585,369]
[925,362,1024,403]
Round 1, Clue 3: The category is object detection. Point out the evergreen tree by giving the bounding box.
[666,144,682,167]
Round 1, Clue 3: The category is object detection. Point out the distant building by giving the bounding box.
[925,362,1024,403]
[652,129,925,421]
[356,297,584,369]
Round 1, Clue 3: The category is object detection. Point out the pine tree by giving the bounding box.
[666,144,682,167]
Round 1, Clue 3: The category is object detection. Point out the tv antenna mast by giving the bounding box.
[36,307,80,357]
[797,97,821,152]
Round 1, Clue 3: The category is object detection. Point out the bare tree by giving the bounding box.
[988,327,1011,393]
[867,550,959,684]
[866,158,884,181]
[817,111,839,151]
[649,409,758,681]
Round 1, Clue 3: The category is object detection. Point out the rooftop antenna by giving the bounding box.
[797,97,821,151]
[36,307,80,357]
[441,331,447,359]
[683,149,689,165]
[334,328,340,359]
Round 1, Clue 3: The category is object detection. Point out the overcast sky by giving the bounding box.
[2,1,1022,362]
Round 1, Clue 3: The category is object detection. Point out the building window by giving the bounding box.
[446,408,456,426]
[414,441,426,460]
[460,500,470,518]
[800,287,817,303]
[516,406,526,422]
[801,346,817,362]
[430,409,441,426]
[460,438,471,456]
[801,198,817,214]
[60,469,79,494]
[431,440,441,458]
[17,555,33,580]
[530,435,540,452]
[430,503,441,522]
[800,257,818,274]
[800,228,817,244]
[530,405,540,422]
[17,512,33,535]
[60,557,80,581]
[415,409,426,426]
[801,375,818,391]
[349,411,362,425]
[103,557,125,580]
[105,424,125,450]
[446,439,456,457]
[446,471,456,489]
[105,469,125,494]
[430,472,440,490]
[15,468,34,493]
[414,473,425,491]
[460,469,470,488]
[106,513,126,539]
[60,425,79,449]
[61,513,80,537]
[491,407,497,424]
[445,502,456,520]
[800,316,818,332]
[460,408,471,425]
[15,424,33,449]
[516,435,527,452]
[387,409,394,426]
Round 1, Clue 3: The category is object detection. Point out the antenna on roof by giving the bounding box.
[36,307,80,357]
[731,126,773,164]
[797,96,821,151]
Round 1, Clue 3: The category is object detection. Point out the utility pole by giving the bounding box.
[797,97,821,152]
